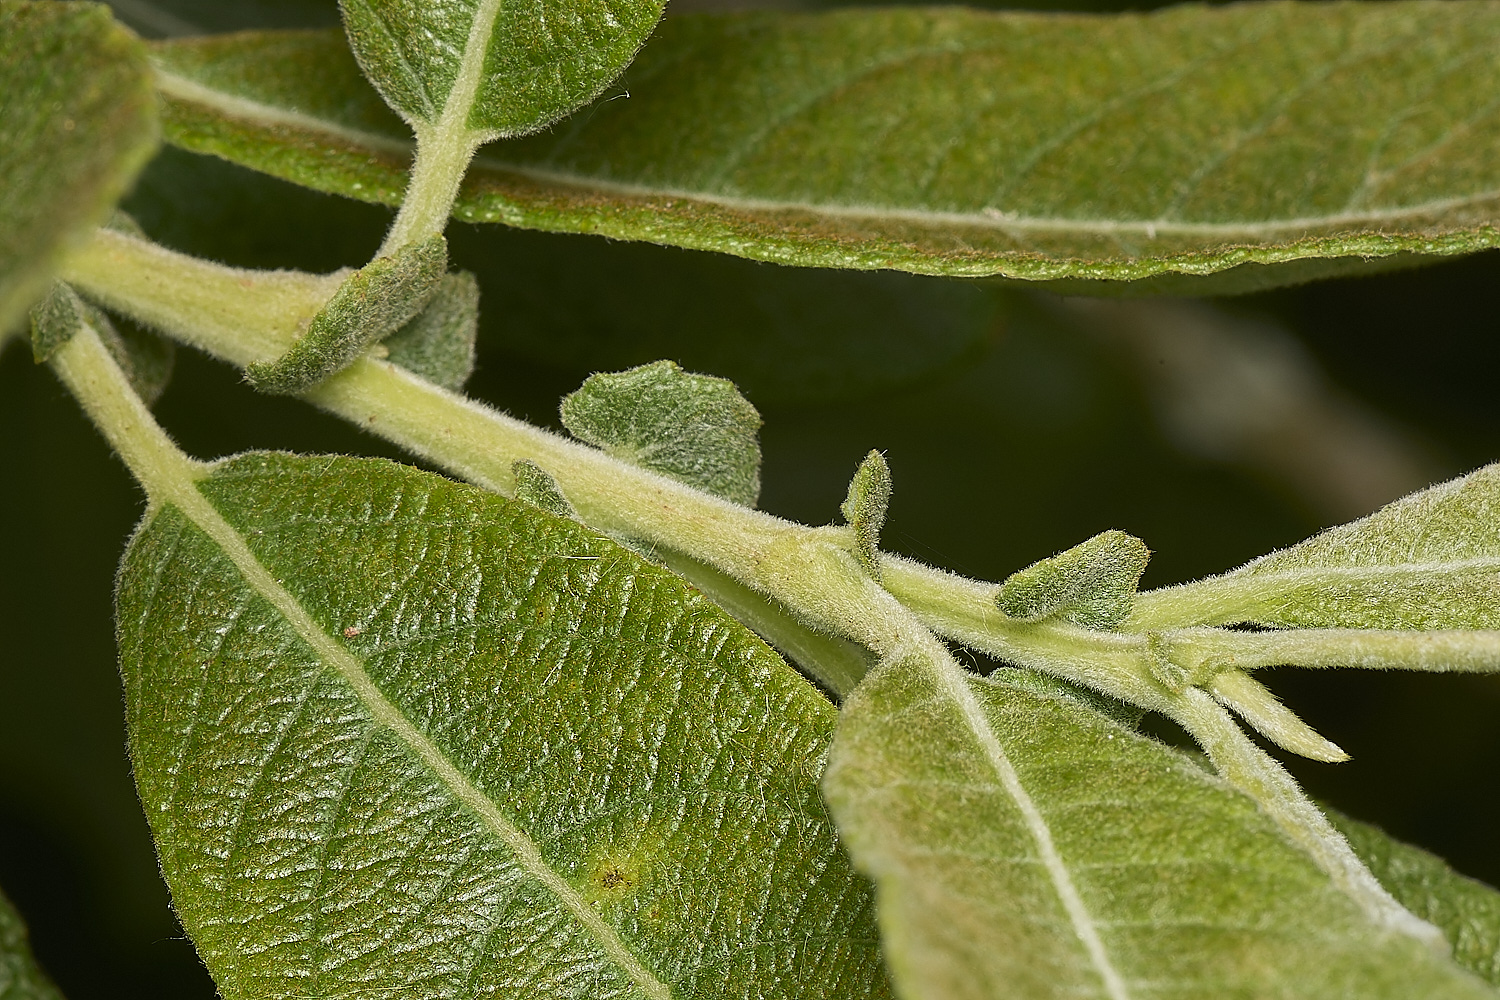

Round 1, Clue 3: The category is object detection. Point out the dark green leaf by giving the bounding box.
[154,4,1500,285]
[824,654,1496,1000]
[341,0,666,138]
[0,887,63,1000]
[561,361,762,507]
[0,1,158,335]
[1335,811,1500,988]
[118,453,888,1000]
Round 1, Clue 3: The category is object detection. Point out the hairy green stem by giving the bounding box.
[48,321,207,505]
[657,550,874,699]
[1165,626,1500,673]
[380,128,480,254]
[310,358,926,658]
[63,228,340,364]
[377,0,505,254]
[1173,689,1445,949]
[877,555,1179,710]
[63,228,910,675]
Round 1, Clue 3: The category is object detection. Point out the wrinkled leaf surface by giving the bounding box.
[824,658,1495,1000]
[118,453,888,1000]
[153,3,1500,284]
[342,0,667,138]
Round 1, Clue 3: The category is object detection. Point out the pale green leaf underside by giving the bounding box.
[117,453,889,1000]
[0,0,158,335]
[1133,463,1500,629]
[1334,812,1500,988]
[823,661,1495,1000]
[0,888,63,1000]
[342,0,666,138]
[151,2,1500,284]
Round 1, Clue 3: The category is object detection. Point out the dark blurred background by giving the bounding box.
[3,0,1497,996]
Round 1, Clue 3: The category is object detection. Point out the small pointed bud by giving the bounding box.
[31,282,175,404]
[248,234,446,394]
[29,281,86,363]
[996,530,1151,630]
[1209,670,1350,763]
[512,460,578,520]
[841,450,891,577]
[1145,632,1190,692]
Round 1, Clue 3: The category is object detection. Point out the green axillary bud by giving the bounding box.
[512,460,577,520]
[560,360,762,507]
[381,270,479,392]
[30,281,86,364]
[31,282,175,405]
[247,234,447,395]
[841,450,891,577]
[1145,631,1190,692]
[996,529,1151,630]
[1208,670,1350,763]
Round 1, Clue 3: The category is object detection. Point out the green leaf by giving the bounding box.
[824,656,1497,1000]
[152,3,1500,286]
[246,234,447,394]
[0,0,158,335]
[560,361,762,508]
[1132,463,1500,630]
[0,886,64,1000]
[381,270,479,392]
[340,0,667,139]
[1334,811,1500,988]
[997,530,1150,630]
[118,452,888,1000]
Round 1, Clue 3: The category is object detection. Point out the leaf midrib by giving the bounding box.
[925,654,1132,1000]
[428,0,505,142]
[163,473,674,1000]
[155,52,1500,240]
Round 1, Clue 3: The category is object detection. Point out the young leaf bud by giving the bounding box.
[512,460,578,520]
[247,234,446,395]
[560,360,762,507]
[841,450,891,578]
[381,270,479,392]
[996,529,1150,630]
[29,281,86,363]
[1209,670,1349,763]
